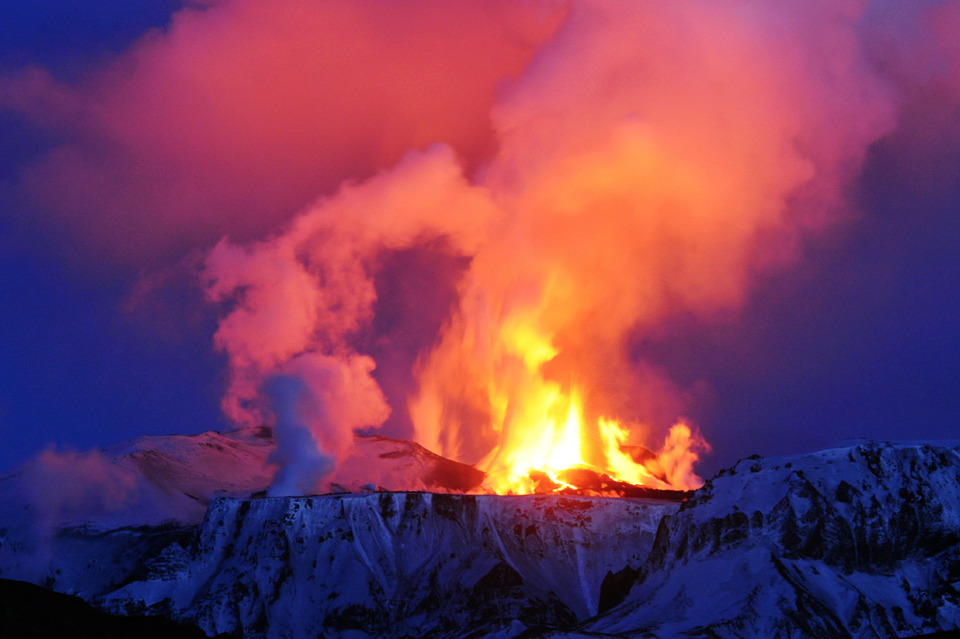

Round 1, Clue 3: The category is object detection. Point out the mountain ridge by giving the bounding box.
[2,436,959,637]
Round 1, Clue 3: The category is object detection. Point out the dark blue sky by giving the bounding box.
[1,1,958,478]
[640,135,960,473]
[0,1,225,469]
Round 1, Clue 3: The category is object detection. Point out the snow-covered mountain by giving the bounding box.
[578,441,960,638]
[0,428,275,534]
[0,428,483,540]
[0,429,485,590]
[2,436,959,638]
[99,493,672,637]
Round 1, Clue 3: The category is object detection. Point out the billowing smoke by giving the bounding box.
[5,0,959,493]
[200,1,897,491]
[202,147,499,487]
[412,1,896,479]
[0,0,566,263]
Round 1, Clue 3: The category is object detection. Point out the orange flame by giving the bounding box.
[463,321,707,495]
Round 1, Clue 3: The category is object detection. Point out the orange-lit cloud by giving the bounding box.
[198,1,901,492]
[412,1,895,479]
[1,0,566,263]
[6,0,960,494]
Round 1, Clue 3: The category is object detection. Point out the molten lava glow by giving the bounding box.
[479,388,708,494]
[479,386,586,494]
[472,326,706,495]
[599,417,659,487]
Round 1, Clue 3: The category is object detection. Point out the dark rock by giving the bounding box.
[0,579,226,639]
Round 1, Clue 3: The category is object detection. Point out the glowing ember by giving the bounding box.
[476,394,708,495]
[478,388,587,494]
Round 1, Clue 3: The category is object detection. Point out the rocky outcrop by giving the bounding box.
[4,439,959,638]
[98,493,672,638]
[584,442,960,638]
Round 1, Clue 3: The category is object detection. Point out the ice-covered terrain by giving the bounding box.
[0,429,488,604]
[576,441,960,638]
[0,428,487,525]
[100,493,671,637]
[0,428,275,533]
[2,435,959,638]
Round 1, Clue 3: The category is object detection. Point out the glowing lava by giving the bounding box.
[471,321,706,495]
[477,386,704,495]
[478,388,586,494]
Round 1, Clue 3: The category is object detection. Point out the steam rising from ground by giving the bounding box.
[5,0,959,493]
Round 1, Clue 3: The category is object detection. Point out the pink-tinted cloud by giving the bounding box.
[1,0,567,263]
[201,145,500,491]
[200,1,908,493]
[7,0,960,495]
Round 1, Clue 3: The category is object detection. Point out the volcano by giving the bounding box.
[1,433,958,638]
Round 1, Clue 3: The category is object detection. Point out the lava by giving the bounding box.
[473,380,706,495]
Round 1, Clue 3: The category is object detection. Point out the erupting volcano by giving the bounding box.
[202,132,727,499]
[3,1,960,637]
[447,385,706,496]
[410,271,710,497]
[199,2,894,500]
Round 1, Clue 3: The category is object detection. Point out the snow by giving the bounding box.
[124,493,671,636]
[574,440,960,638]
[2,433,960,637]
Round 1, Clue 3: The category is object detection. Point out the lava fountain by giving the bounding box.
[411,300,709,496]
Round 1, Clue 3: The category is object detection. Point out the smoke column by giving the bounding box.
[410,0,895,486]
[199,1,900,492]
[8,0,960,492]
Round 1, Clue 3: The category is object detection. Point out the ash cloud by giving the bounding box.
[0,0,566,264]
[413,0,897,470]
[203,1,900,487]
[4,1,960,491]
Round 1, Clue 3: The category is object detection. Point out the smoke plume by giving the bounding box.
[199,1,898,491]
[0,0,565,263]
[6,1,960,492]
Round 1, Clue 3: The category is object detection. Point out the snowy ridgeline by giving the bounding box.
[1,439,960,638]
[582,441,960,638]
[26,493,673,638]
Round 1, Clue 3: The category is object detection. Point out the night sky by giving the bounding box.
[1,1,958,480]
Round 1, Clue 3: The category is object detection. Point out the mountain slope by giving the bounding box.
[0,429,491,587]
[99,493,673,637]
[3,438,959,638]
[578,441,960,638]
